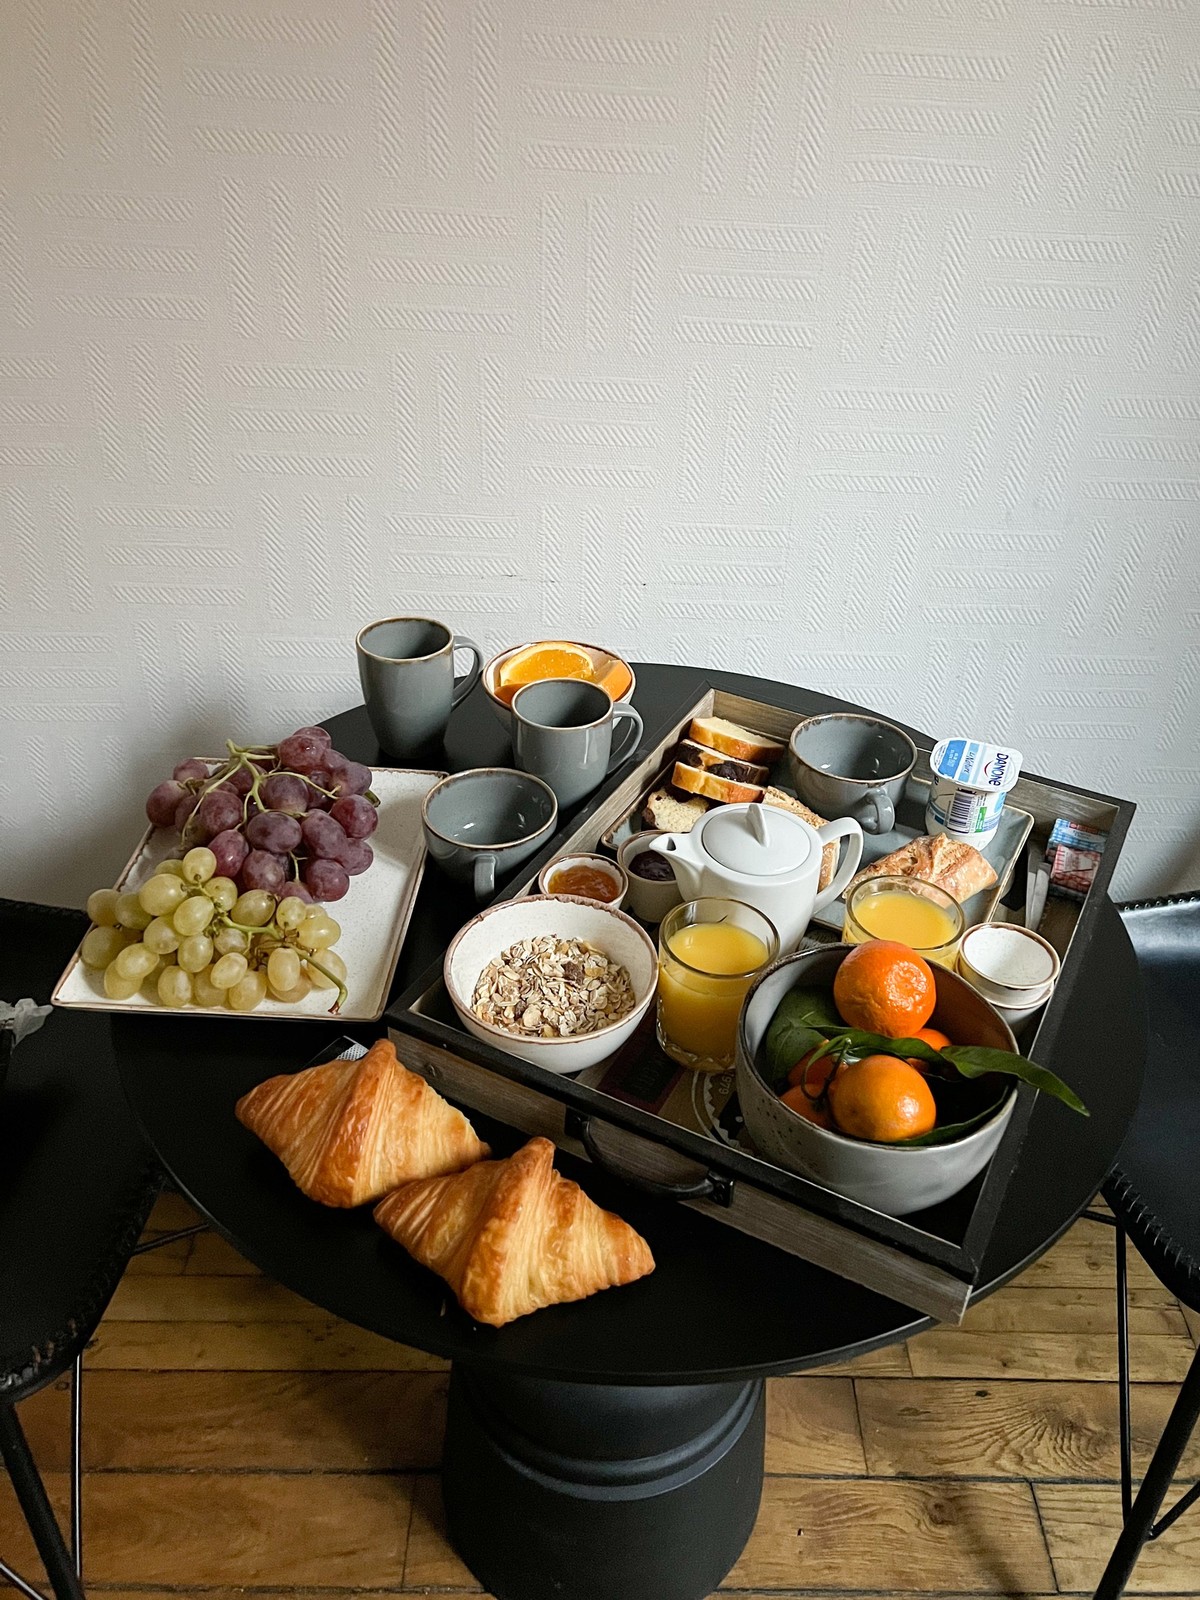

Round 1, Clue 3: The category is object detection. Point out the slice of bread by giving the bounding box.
[763,786,837,892]
[688,716,785,765]
[675,739,769,787]
[643,787,709,832]
[672,761,766,805]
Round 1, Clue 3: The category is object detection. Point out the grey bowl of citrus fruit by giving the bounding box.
[735,942,1018,1217]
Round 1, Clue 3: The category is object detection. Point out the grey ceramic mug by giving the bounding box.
[511,679,644,809]
[787,713,917,834]
[421,768,558,902]
[357,616,482,760]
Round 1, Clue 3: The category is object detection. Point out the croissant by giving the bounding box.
[236,1038,490,1207]
[374,1136,655,1327]
[847,833,997,905]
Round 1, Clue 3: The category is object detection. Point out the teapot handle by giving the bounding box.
[813,818,864,912]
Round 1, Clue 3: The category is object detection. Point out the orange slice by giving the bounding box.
[594,657,633,701]
[496,641,595,705]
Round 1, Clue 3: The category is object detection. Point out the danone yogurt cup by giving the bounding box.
[926,738,1022,846]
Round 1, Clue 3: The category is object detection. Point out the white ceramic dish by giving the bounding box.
[482,639,636,730]
[52,767,443,1024]
[537,853,628,909]
[736,946,1018,1217]
[958,923,1061,999]
[617,830,684,924]
[444,894,658,1074]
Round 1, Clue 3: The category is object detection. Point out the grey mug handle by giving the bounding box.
[473,853,497,902]
[606,703,643,773]
[451,636,484,707]
[861,788,895,834]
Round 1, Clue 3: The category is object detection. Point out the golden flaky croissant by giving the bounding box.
[374,1136,655,1327]
[847,833,997,905]
[236,1038,490,1207]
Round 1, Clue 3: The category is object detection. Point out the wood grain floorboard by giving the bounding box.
[403,1474,481,1591]
[1037,1480,1200,1592]
[122,1230,193,1275]
[106,1273,330,1321]
[725,1477,1056,1591]
[20,1371,448,1470]
[857,1378,1200,1479]
[183,1230,262,1274]
[146,1191,204,1231]
[765,1377,867,1475]
[0,1470,413,1587]
[907,1328,1196,1382]
[85,1319,447,1371]
[807,1341,914,1377]
[1017,1228,1162,1289]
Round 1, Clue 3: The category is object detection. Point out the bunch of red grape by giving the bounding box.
[145,726,378,903]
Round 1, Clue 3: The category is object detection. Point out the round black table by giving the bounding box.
[114,665,1145,1600]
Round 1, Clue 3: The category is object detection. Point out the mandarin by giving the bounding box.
[905,1025,952,1070]
[786,1047,838,1095]
[832,939,936,1038]
[911,1026,952,1052]
[826,1054,937,1143]
[780,1083,832,1128]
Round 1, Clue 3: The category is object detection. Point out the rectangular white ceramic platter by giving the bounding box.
[52,767,443,1024]
[806,774,1034,933]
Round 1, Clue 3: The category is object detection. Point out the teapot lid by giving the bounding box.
[702,804,814,876]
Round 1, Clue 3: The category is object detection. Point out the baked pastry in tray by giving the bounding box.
[847,833,998,904]
[375,1136,655,1327]
[236,1038,490,1207]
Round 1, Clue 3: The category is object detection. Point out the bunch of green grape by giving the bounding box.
[80,848,348,1013]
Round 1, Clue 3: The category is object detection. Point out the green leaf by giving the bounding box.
[764,988,843,1085]
[942,1045,1089,1117]
[801,1023,1089,1117]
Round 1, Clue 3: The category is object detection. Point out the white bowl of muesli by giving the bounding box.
[444,894,658,1074]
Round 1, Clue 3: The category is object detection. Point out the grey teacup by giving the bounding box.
[357,616,482,760]
[422,768,558,902]
[511,679,644,810]
[788,713,916,835]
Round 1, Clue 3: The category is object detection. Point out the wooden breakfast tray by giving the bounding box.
[388,683,1134,1322]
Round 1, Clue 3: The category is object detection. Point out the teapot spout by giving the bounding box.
[648,832,703,901]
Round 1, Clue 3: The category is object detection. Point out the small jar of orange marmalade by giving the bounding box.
[537,854,628,908]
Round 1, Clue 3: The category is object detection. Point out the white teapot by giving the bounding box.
[649,803,864,953]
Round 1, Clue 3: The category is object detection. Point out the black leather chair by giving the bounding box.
[0,902,175,1600]
[1090,894,1200,1600]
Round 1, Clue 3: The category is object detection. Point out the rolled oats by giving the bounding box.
[471,934,636,1039]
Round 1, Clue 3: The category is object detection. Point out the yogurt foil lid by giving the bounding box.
[931,738,1022,793]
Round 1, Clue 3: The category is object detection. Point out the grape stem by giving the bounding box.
[213,908,347,1013]
[300,949,347,1014]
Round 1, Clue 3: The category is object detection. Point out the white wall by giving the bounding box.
[2,0,1198,906]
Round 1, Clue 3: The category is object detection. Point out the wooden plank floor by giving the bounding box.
[3,1191,1198,1598]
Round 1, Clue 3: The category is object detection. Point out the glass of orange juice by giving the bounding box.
[843,875,965,968]
[656,899,779,1073]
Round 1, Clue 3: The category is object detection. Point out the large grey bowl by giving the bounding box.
[736,945,1018,1217]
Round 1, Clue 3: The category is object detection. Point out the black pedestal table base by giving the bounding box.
[442,1367,765,1600]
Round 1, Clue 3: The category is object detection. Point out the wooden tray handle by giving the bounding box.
[565,1110,735,1206]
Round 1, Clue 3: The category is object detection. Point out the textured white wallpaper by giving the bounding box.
[2,0,1199,906]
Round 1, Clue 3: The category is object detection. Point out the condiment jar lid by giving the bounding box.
[702,804,813,876]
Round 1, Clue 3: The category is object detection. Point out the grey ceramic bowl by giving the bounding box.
[736,945,1018,1217]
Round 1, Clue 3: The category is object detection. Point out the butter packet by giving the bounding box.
[1045,818,1106,902]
